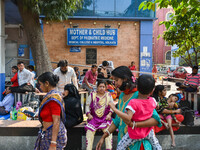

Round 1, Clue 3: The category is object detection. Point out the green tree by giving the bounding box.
[139,0,200,67]
[179,48,200,66]
[14,0,82,75]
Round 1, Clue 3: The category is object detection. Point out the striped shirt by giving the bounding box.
[184,74,200,87]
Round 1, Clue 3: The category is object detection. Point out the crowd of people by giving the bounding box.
[2,59,200,150]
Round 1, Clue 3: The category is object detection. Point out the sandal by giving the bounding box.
[171,144,176,148]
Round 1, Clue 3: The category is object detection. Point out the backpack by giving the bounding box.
[181,107,194,126]
[64,96,83,128]
[179,100,191,108]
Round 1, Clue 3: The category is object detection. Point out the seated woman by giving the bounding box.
[159,94,181,125]
[153,85,184,147]
[85,80,113,150]
[63,84,83,128]
[63,84,83,150]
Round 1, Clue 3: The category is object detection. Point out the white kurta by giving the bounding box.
[53,66,78,92]
[18,68,34,87]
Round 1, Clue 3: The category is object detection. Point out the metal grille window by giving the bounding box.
[166,51,171,60]
[166,12,173,21]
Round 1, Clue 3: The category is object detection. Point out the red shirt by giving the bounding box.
[40,101,61,122]
[82,70,97,84]
[129,65,136,71]
[11,73,19,87]
[184,74,200,87]
[152,65,158,73]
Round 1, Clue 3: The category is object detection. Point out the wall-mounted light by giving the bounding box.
[94,22,96,25]
[118,22,120,28]
[73,24,79,28]
[69,22,72,28]
[19,24,24,38]
[134,23,137,30]
[105,24,111,28]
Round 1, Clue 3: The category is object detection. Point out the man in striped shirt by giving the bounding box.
[176,66,200,92]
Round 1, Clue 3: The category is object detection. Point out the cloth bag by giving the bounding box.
[181,107,194,126]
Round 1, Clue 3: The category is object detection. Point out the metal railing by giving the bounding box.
[5,57,91,79]
[5,57,184,86]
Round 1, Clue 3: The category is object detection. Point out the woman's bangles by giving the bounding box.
[50,141,57,147]
[127,121,137,129]
[132,121,136,129]
[106,129,111,136]
[51,141,57,144]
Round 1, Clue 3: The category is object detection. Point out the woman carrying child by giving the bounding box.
[85,80,113,150]
[109,74,162,150]
[153,85,184,147]
[96,66,162,150]
[159,94,181,125]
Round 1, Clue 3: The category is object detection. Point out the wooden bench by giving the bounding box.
[78,90,89,113]
[1,120,200,150]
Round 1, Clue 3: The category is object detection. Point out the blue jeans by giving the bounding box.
[0,106,9,115]
[176,82,197,92]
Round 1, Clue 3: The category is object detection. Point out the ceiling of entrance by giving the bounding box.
[5,0,22,24]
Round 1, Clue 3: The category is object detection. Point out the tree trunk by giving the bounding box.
[16,0,52,76]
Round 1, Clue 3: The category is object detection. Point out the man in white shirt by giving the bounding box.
[27,65,36,79]
[0,87,14,115]
[54,60,78,92]
[10,61,36,93]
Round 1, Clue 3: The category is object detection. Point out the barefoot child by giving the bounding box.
[85,80,113,150]
[159,94,181,125]
[109,74,162,150]
[153,85,182,147]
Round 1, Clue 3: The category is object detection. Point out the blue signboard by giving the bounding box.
[19,44,28,48]
[70,47,81,52]
[139,21,153,73]
[18,48,24,57]
[18,44,28,57]
[67,28,118,46]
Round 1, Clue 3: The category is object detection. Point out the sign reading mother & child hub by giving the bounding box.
[67,28,118,46]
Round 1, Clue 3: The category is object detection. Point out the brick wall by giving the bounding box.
[153,8,173,64]
[43,20,140,71]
